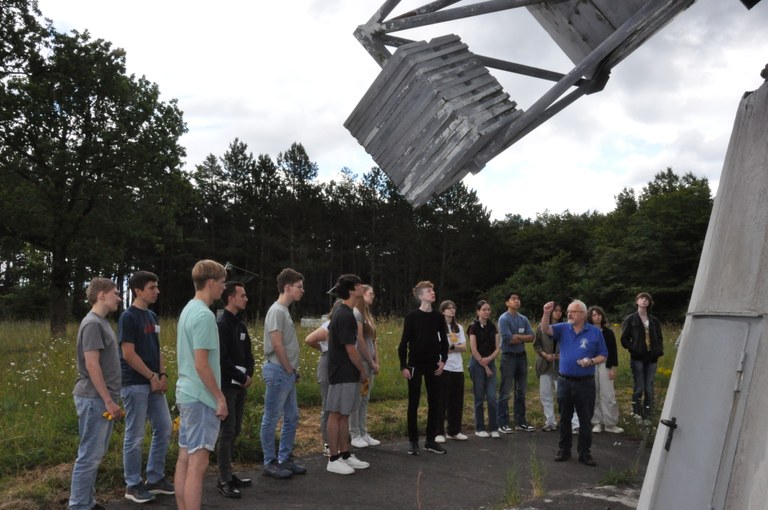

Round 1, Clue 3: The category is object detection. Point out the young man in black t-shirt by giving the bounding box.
[326,274,370,475]
[398,280,450,455]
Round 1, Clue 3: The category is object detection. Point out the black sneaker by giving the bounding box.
[554,450,571,462]
[407,441,420,455]
[515,423,535,432]
[579,454,597,466]
[424,442,446,454]
[217,481,242,499]
[145,477,175,495]
[230,474,252,487]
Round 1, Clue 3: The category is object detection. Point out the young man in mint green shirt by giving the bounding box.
[175,259,228,510]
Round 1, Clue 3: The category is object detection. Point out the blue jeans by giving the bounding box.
[498,352,528,427]
[259,363,299,465]
[630,359,657,418]
[557,376,596,456]
[121,384,172,487]
[469,358,498,432]
[69,396,114,510]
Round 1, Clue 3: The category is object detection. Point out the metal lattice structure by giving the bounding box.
[346,0,699,206]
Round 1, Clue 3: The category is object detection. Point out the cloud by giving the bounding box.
[36,0,768,219]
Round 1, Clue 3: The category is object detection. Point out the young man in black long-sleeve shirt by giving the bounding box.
[215,281,255,497]
[398,281,449,455]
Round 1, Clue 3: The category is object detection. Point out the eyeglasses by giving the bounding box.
[292,284,304,290]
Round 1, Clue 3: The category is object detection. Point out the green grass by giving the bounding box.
[0,318,680,507]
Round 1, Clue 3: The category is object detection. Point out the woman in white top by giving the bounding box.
[435,300,468,442]
[305,301,342,455]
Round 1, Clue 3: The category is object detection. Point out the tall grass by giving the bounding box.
[0,317,680,505]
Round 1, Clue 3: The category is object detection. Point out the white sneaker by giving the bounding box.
[434,435,446,443]
[490,431,500,438]
[572,427,579,434]
[363,434,381,446]
[343,454,370,470]
[350,436,369,449]
[592,423,602,433]
[322,443,331,456]
[447,432,468,441]
[475,430,490,438]
[604,425,625,434]
[327,458,354,475]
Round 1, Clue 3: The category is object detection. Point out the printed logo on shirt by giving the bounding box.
[580,338,588,350]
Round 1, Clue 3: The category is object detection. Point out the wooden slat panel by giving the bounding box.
[345,34,522,206]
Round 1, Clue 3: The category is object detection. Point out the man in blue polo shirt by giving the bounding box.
[540,299,607,466]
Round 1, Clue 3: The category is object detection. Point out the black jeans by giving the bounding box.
[557,376,596,456]
[438,370,465,436]
[407,366,441,444]
[217,386,246,482]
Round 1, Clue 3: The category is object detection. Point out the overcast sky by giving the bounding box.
[37,0,768,220]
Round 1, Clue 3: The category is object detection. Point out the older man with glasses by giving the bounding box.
[539,300,607,467]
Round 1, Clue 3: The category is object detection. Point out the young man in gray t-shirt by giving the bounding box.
[69,277,123,510]
[260,268,307,479]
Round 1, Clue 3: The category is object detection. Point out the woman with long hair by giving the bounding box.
[435,300,468,442]
[533,302,564,432]
[350,285,381,448]
[468,300,501,438]
[588,305,624,434]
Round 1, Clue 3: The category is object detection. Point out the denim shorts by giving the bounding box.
[178,401,220,454]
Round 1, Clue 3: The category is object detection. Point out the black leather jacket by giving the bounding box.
[620,312,663,362]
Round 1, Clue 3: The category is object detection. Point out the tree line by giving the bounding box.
[0,1,713,333]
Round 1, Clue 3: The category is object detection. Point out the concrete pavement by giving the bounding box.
[104,429,648,509]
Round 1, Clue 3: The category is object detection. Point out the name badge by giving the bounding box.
[518,328,524,333]
[240,333,246,341]
[155,325,161,334]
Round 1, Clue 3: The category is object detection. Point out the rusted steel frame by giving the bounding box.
[390,0,464,20]
[355,0,563,66]
[365,0,402,25]
[379,34,587,86]
[475,0,671,163]
[379,0,563,34]
[506,68,610,147]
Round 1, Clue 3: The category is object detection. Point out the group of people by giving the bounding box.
[391,285,664,469]
[69,261,309,510]
[68,259,664,509]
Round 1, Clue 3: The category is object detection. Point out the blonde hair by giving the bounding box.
[412,280,433,299]
[86,277,117,305]
[355,285,377,341]
[191,259,226,290]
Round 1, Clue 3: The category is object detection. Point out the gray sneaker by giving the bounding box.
[125,483,156,503]
[262,461,293,479]
[279,459,307,475]
[145,477,175,495]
